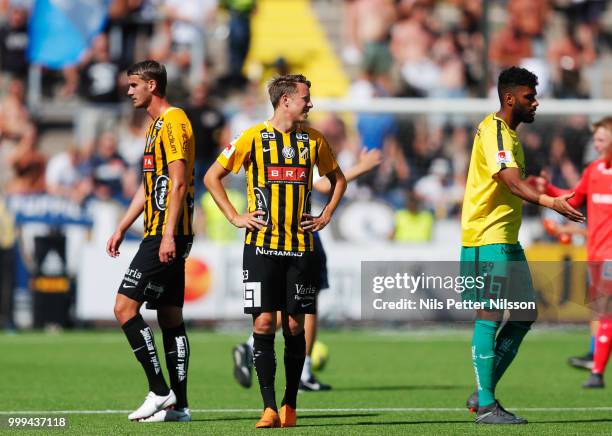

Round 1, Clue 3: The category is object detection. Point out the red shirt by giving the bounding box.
[547,159,612,261]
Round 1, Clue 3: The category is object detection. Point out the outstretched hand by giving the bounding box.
[552,192,584,223]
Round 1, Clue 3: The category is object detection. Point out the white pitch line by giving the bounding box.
[2,407,612,415]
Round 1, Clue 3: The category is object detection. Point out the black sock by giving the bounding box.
[281,330,306,409]
[162,323,189,409]
[121,314,169,396]
[253,332,277,411]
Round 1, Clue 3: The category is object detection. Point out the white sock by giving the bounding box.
[301,356,312,381]
[246,333,254,351]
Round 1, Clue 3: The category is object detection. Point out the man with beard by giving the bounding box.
[460,67,583,424]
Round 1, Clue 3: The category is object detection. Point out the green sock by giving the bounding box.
[472,320,500,407]
[493,321,531,387]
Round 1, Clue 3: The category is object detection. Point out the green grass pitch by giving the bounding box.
[1,328,611,435]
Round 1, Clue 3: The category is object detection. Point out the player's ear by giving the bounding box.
[148,79,157,94]
[504,91,515,107]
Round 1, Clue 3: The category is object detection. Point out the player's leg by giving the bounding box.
[115,239,175,421]
[243,245,283,428]
[463,244,528,424]
[280,312,305,427]
[278,252,317,427]
[461,246,499,410]
[472,308,502,408]
[492,252,537,388]
[585,294,612,388]
[569,320,598,370]
[300,313,331,390]
[232,314,282,389]
[114,294,175,420]
[253,311,281,427]
[143,306,192,422]
[300,235,331,391]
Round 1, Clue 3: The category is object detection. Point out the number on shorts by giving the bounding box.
[244,282,261,308]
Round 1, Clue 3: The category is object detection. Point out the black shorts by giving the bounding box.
[118,235,193,309]
[242,244,318,314]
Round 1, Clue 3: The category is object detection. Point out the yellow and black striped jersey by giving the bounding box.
[142,107,195,238]
[217,121,338,252]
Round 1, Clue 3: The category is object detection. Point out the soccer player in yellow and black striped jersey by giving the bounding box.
[106,60,194,423]
[205,74,347,428]
[461,67,584,424]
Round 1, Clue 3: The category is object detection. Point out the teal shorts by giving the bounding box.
[460,243,536,310]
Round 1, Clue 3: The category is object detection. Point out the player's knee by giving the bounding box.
[284,318,304,336]
[114,303,138,325]
[253,315,276,334]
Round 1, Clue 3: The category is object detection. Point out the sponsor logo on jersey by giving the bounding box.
[593,193,612,204]
[255,247,304,257]
[261,131,276,140]
[282,146,295,159]
[299,145,309,160]
[143,154,154,172]
[254,187,270,224]
[181,123,189,153]
[267,165,307,184]
[154,175,170,210]
[222,142,235,159]
[496,150,513,165]
[294,283,318,301]
[167,122,177,154]
[296,132,309,142]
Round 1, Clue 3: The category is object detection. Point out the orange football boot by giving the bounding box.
[255,407,281,428]
[279,405,296,427]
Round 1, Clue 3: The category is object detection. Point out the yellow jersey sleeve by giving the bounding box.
[217,129,252,174]
[161,108,192,164]
[480,120,519,177]
[315,133,338,177]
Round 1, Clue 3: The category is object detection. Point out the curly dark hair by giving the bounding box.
[497,67,538,102]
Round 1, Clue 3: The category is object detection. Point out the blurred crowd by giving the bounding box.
[0,0,609,243]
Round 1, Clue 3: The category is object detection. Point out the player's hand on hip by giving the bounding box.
[301,213,331,232]
[159,234,176,263]
[230,210,266,230]
[553,192,585,223]
[106,230,124,257]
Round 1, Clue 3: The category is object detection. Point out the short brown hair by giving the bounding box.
[267,74,311,108]
[592,117,612,134]
[127,60,167,97]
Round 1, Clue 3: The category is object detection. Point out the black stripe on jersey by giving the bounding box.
[496,120,506,170]
[248,136,258,245]
[154,117,170,236]
[289,133,300,250]
[260,129,274,248]
[275,131,288,250]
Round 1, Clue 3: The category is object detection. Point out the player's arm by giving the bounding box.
[106,182,145,257]
[158,159,188,263]
[539,169,587,209]
[302,167,347,231]
[313,148,381,194]
[497,167,584,222]
[203,162,266,230]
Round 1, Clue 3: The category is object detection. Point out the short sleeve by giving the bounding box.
[216,129,252,174]
[161,109,192,164]
[316,135,338,177]
[480,121,519,177]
